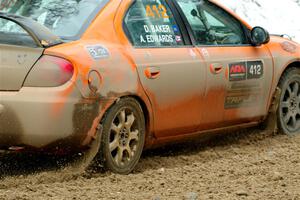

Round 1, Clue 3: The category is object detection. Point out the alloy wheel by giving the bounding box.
[109,108,140,167]
[280,80,300,132]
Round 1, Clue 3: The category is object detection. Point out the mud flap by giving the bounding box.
[67,125,103,173]
[264,87,282,133]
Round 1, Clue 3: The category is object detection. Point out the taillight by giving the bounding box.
[24,55,74,87]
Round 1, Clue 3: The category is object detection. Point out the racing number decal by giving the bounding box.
[229,60,264,81]
[146,4,170,18]
[247,61,263,79]
[225,60,264,109]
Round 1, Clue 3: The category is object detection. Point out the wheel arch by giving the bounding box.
[277,60,300,86]
[275,61,300,135]
[265,60,300,121]
[100,94,154,148]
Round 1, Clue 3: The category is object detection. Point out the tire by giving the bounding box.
[99,97,145,174]
[277,67,300,136]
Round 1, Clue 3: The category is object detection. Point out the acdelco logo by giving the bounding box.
[229,62,247,81]
[230,64,246,73]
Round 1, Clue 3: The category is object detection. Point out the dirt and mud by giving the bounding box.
[0,128,299,200]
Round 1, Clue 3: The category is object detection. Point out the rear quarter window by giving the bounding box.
[0,0,109,40]
[0,18,37,47]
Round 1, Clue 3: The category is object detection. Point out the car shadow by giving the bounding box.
[0,152,69,178]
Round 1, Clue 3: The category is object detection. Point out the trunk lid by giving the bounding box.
[0,13,62,91]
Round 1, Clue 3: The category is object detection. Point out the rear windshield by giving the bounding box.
[0,0,108,40]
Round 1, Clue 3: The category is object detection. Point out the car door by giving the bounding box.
[174,0,274,128]
[123,0,207,138]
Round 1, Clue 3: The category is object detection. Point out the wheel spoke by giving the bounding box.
[291,115,297,128]
[125,113,135,129]
[114,147,124,165]
[129,130,139,141]
[125,146,134,160]
[293,82,299,96]
[109,139,119,152]
[111,122,121,134]
[281,101,289,108]
[284,113,292,123]
[287,85,293,96]
[118,110,126,125]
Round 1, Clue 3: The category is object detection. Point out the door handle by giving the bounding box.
[145,67,160,79]
[210,63,223,74]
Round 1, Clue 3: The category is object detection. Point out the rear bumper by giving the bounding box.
[0,82,101,152]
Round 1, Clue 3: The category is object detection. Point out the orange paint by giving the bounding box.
[5,0,296,152]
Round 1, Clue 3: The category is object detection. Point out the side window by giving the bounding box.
[0,18,37,47]
[176,0,248,45]
[124,0,184,47]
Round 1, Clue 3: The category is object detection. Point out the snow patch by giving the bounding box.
[218,0,300,43]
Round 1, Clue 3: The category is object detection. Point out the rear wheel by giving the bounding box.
[99,98,145,174]
[278,68,300,135]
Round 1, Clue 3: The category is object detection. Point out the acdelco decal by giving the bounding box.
[229,60,264,81]
[229,62,247,81]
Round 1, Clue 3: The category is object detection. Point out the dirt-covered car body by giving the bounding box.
[0,0,299,154]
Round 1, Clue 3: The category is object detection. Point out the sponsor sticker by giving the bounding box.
[229,60,264,81]
[281,41,297,53]
[175,35,182,42]
[86,45,110,60]
[225,60,264,109]
[172,25,179,33]
[224,82,262,109]
[229,62,247,81]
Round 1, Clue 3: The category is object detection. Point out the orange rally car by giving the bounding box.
[0,0,299,174]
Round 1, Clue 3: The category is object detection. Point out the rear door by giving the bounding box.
[123,0,207,138]
[175,0,273,128]
[0,14,61,91]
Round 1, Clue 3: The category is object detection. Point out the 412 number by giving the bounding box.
[249,64,262,75]
[146,4,170,19]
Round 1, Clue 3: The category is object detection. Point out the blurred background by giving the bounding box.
[220,0,300,43]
